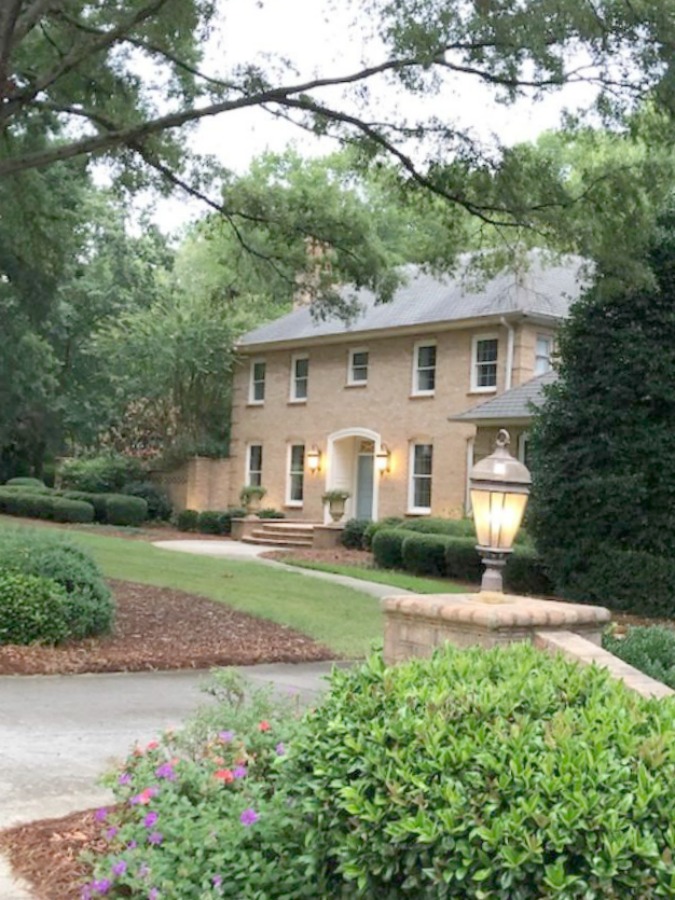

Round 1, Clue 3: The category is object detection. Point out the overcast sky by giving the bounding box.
[149,0,594,233]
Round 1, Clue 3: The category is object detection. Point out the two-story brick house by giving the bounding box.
[229,250,586,522]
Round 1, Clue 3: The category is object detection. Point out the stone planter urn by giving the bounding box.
[240,485,266,516]
[322,490,350,523]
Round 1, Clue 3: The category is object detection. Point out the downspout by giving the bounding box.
[500,316,515,391]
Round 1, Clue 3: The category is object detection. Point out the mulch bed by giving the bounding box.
[0,579,334,675]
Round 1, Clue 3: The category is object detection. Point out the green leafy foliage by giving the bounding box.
[443,536,484,583]
[363,517,405,550]
[402,517,476,537]
[0,530,114,639]
[51,497,95,524]
[372,528,407,569]
[257,508,285,520]
[59,456,144,494]
[340,518,370,550]
[176,509,199,532]
[61,491,109,522]
[402,532,450,577]
[5,477,46,488]
[104,494,148,527]
[121,482,172,521]
[0,488,95,523]
[530,207,675,611]
[285,644,675,897]
[197,510,224,535]
[504,546,554,596]
[0,570,70,645]
[604,626,675,690]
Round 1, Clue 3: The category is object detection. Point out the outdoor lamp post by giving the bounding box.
[469,429,531,593]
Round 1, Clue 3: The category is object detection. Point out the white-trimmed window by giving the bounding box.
[471,336,498,392]
[412,342,436,395]
[518,433,531,470]
[246,444,263,487]
[408,443,433,513]
[348,348,369,385]
[287,444,305,505]
[249,359,266,404]
[290,355,309,402]
[535,335,553,375]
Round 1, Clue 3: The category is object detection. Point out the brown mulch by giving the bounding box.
[0,579,334,675]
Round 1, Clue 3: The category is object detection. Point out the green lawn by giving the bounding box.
[0,518,382,658]
[279,556,469,594]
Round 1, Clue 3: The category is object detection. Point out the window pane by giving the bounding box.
[351,351,368,382]
[253,362,265,380]
[252,361,265,401]
[414,444,433,475]
[414,476,432,510]
[477,363,497,387]
[418,345,436,368]
[412,444,433,510]
[290,474,304,502]
[417,368,435,391]
[295,358,308,378]
[291,445,304,470]
[353,351,368,367]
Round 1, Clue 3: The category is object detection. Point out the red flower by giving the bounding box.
[146,741,159,752]
[214,769,234,783]
[258,721,271,732]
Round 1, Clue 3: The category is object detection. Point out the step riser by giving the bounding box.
[242,537,313,548]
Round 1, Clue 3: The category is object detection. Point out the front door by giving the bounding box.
[355,452,374,520]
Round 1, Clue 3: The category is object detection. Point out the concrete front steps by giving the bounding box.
[241,521,319,548]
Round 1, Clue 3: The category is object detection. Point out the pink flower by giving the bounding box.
[258,720,271,732]
[111,860,127,877]
[148,831,164,845]
[91,879,111,895]
[118,772,132,786]
[146,741,159,752]
[94,808,108,823]
[105,827,118,841]
[233,766,247,779]
[131,787,158,806]
[275,742,286,757]
[214,768,234,783]
[218,730,234,743]
[154,763,176,781]
[240,808,259,826]
[143,811,159,828]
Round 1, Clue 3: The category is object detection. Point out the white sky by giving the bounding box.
[149,0,595,233]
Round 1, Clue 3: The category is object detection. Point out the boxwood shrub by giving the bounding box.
[372,528,407,570]
[104,493,148,527]
[61,490,108,521]
[0,570,70,645]
[197,510,223,534]
[176,509,199,532]
[363,517,405,550]
[401,532,451,576]
[505,546,554,596]
[0,531,114,639]
[341,518,370,550]
[58,454,143,493]
[603,625,675,690]
[402,516,476,538]
[257,508,286,520]
[444,536,483,582]
[121,481,172,521]
[285,644,675,898]
[5,477,48,489]
[51,497,95,523]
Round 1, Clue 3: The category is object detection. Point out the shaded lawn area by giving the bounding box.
[0,518,382,658]
[273,555,469,594]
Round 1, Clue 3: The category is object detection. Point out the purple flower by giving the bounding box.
[137,863,150,878]
[148,889,160,900]
[81,886,92,900]
[233,766,247,779]
[127,840,138,850]
[275,742,286,757]
[154,763,176,781]
[118,772,132,786]
[148,831,164,845]
[143,811,159,828]
[94,808,108,823]
[111,860,127,877]
[212,874,223,888]
[218,730,234,743]
[240,808,259,826]
[105,826,118,841]
[92,879,112,895]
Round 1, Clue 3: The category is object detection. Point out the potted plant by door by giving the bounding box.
[322,489,351,523]
[240,485,267,515]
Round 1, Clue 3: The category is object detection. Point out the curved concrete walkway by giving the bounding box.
[152,538,413,600]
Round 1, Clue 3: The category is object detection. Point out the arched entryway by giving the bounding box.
[326,427,383,523]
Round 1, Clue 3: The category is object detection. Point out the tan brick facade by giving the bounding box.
[228,319,552,521]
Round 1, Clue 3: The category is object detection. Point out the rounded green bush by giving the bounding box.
[372,527,407,569]
[604,625,675,689]
[363,517,404,550]
[59,455,143,493]
[197,510,223,534]
[51,497,95,523]
[341,518,370,550]
[0,531,115,639]
[401,532,450,576]
[61,490,108,522]
[443,536,483,582]
[5,476,46,488]
[286,644,675,898]
[505,545,554,595]
[176,509,199,532]
[0,570,70,645]
[121,481,172,521]
[0,488,54,519]
[104,493,148,527]
[403,516,476,537]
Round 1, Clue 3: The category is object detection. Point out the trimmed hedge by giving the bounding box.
[58,455,143,493]
[197,510,222,534]
[52,497,95,523]
[401,532,450,577]
[104,494,147,527]
[341,518,370,550]
[5,477,47,488]
[176,509,199,532]
[285,643,675,897]
[363,517,405,551]
[0,570,70,645]
[443,536,483,582]
[257,508,286,520]
[505,545,554,596]
[372,528,407,570]
[61,490,108,521]
[121,481,172,521]
[558,544,675,617]
[0,489,95,523]
[402,516,476,538]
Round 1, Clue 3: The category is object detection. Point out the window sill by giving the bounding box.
[287,399,307,405]
[246,401,265,407]
[409,392,435,400]
[345,382,367,389]
[406,508,431,516]
[284,502,303,509]
[467,387,497,396]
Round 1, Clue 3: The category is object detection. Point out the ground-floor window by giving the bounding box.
[287,444,305,505]
[409,443,433,513]
[247,444,263,487]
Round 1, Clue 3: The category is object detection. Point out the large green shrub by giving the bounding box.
[401,532,451,576]
[104,493,148,527]
[604,625,675,689]
[0,530,114,638]
[0,570,70,645]
[444,536,483,582]
[59,455,143,494]
[403,516,476,538]
[257,508,285,520]
[176,508,199,532]
[286,644,675,898]
[121,481,172,521]
[51,497,95,523]
[504,545,554,596]
[5,477,46,488]
[372,528,407,569]
[363,517,404,550]
[0,488,54,520]
[198,510,223,534]
[61,490,108,521]
[341,518,370,550]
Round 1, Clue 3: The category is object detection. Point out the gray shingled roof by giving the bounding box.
[453,370,558,423]
[238,250,589,348]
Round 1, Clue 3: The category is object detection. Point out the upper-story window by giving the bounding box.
[249,359,266,404]
[471,336,498,392]
[412,342,436,396]
[247,444,263,487]
[408,443,433,513]
[535,335,553,375]
[290,354,309,402]
[348,348,369,385]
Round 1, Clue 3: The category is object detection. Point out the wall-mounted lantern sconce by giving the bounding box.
[375,444,391,475]
[469,429,531,592]
[306,446,322,474]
